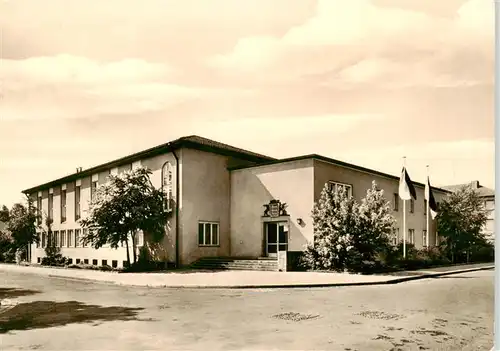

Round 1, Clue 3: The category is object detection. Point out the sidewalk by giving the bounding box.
[0,262,493,289]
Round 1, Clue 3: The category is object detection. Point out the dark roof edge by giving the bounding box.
[22,136,275,194]
[229,154,451,194]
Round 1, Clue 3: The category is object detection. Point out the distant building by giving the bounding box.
[442,181,495,243]
[22,135,450,269]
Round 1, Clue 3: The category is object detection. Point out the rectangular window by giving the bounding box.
[91,181,98,201]
[60,230,66,247]
[393,193,399,211]
[54,231,60,247]
[76,258,81,264]
[112,260,118,268]
[102,259,107,266]
[84,259,89,264]
[424,200,427,216]
[198,221,220,246]
[61,189,67,223]
[328,181,353,198]
[82,229,88,247]
[37,197,42,225]
[135,231,144,247]
[67,230,73,247]
[42,233,47,248]
[75,185,81,220]
[75,229,81,247]
[36,232,40,248]
[392,228,400,245]
[92,259,98,265]
[48,194,54,220]
[410,199,414,213]
[68,258,73,264]
[409,229,415,245]
[422,230,427,247]
[37,257,41,263]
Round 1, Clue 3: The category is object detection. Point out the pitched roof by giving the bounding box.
[442,181,495,198]
[229,154,451,194]
[22,135,276,194]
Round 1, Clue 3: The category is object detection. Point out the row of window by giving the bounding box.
[392,228,429,246]
[36,229,144,249]
[36,162,175,224]
[328,181,438,215]
[36,257,125,268]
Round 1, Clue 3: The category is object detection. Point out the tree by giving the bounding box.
[302,181,395,272]
[80,167,168,267]
[437,184,490,263]
[40,216,69,266]
[4,197,39,256]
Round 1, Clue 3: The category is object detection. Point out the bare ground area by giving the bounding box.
[0,270,493,350]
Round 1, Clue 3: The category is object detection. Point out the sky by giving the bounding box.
[0,0,495,207]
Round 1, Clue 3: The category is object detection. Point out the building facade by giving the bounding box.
[23,135,449,268]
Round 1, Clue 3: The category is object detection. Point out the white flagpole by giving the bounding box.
[426,165,430,248]
[403,156,407,259]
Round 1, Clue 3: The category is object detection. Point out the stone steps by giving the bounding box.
[191,257,278,271]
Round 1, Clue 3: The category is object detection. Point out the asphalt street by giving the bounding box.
[0,269,494,350]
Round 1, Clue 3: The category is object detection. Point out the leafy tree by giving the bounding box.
[0,205,9,223]
[437,184,490,263]
[3,197,39,257]
[80,167,167,267]
[302,181,395,272]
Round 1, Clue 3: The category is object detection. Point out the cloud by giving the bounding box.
[208,0,493,87]
[1,55,173,86]
[0,54,255,120]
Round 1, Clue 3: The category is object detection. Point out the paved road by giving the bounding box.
[0,270,494,351]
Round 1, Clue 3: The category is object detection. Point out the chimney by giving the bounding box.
[471,180,480,189]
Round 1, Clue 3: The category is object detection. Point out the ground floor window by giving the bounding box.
[60,230,66,247]
[422,230,427,247]
[75,229,81,247]
[408,229,415,245]
[198,221,220,246]
[67,230,73,247]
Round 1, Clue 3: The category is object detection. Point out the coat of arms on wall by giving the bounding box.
[263,199,288,218]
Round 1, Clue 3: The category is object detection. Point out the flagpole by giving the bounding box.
[403,156,407,259]
[426,165,430,248]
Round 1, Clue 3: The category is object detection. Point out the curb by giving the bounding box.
[43,265,494,289]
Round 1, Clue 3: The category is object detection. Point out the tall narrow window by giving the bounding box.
[393,193,399,211]
[37,196,42,225]
[67,230,73,247]
[54,230,59,247]
[91,181,98,201]
[36,232,41,248]
[60,230,66,247]
[162,162,173,212]
[75,185,81,220]
[408,229,415,244]
[422,230,427,247]
[48,193,54,221]
[75,229,81,247]
[424,200,427,216]
[61,189,67,223]
[409,199,414,213]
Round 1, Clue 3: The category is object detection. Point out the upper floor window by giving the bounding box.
[61,189,67,223]
[48,193,54,220]
[328,181,353,198]
[162,162,173,212]
[75,185,81,220]
[409,199,414,213]
[393,193,399,211]
[37,196,42,225]
[91,181,98,201]
[424,199,427,216]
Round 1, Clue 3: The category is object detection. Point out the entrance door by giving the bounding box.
[265,222,289,257]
